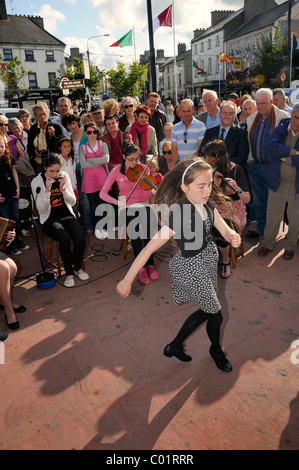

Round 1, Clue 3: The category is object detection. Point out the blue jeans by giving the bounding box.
[76,169,93,231]
[247,161,269,232]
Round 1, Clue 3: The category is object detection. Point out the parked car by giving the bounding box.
[0,107,20,118]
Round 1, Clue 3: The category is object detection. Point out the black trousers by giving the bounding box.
[124,205,158,266]
[42,216,86,276]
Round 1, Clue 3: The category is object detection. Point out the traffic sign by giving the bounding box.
[58,77,85,90]
[280,72,286,82]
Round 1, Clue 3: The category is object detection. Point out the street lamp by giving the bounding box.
[87,34,110,70]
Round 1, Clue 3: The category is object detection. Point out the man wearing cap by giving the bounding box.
[91,104,105,136]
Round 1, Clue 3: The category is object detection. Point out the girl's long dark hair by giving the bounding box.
[202,139,231,176]
[55,135,75,164]
[120,142,140,174]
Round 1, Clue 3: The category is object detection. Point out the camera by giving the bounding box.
[40,149,50,166]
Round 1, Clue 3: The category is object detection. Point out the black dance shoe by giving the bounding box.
[209,345,232,372]
[163,344,192,362]
[5,315,20,330]
[0,304,26,313]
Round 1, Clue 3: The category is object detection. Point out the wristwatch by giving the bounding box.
[237,188,243,194]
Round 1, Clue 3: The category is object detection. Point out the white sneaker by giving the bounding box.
[95,229,109,240]
[21,229,30,237]
[21,245,30,250]
[74,270,89,281]
[64,277,75,288]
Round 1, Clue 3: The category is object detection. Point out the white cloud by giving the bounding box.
[37,4,66,33]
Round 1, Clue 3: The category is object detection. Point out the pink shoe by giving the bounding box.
[138,267,150,285]
[147,265,159,280]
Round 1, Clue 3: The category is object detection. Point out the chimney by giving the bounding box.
[156,49,165,61]
[28,15,44,29]
[177,43,186,56]
[244,0,276,23]
[0,0,8,20]
[211,10,234,26]
[193,28,205,39]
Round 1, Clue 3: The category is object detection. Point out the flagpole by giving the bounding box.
[219,54,221,99]
[172,0,178,105]
[133,26,137,62]
[146,0,156,91]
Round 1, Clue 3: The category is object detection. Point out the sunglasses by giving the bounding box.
[0,122,8,127]
[124,104,134,109]
[162,150,172,155]
[86,130,98,135]
[183,131,187,143]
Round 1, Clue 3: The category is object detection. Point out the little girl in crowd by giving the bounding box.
[145,156,163,187]
[56,135,77,195]
[117,158,241,372]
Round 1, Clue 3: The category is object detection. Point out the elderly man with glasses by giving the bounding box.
[171,99,206,161]
[199,100,249,168]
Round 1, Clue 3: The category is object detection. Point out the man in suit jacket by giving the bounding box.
[199,100,249,167]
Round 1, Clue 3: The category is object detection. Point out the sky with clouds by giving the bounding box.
[7,0,286,71]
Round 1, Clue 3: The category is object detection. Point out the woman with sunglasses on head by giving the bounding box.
[125,105,158,163]
[79,122,109,238]
[118,97,137,133]
[31,153,88,288]
[158,141,178,175]
[100,143,159,285]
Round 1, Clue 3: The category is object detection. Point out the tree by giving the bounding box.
[0,55,29,106]
[107,61,147,99]
[252,28,287,87]
[55,57,105,102]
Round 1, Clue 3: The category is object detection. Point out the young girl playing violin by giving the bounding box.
[116,158,241,372]
[100,143,159,285]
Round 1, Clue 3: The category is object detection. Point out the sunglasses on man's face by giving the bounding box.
[124,104,134,109]
[162,150,172,155]
[86,130,98,135]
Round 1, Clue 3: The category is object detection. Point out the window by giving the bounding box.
[208,58,212,75]
[25,50,34,61]
[216,35,220,47]
[3,49,13,61]
[200,42,204,52]
[48,72,56,87]
[208,39,211,50]
[46,50,55,61]
[194,45,197,54]
[28,72,38,88]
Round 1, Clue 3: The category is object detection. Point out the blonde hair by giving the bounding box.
[161,141,172,151]
[104,98,118,116]
[146,156,159,170]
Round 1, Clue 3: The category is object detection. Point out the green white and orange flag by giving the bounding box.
[193,60,204,72]
[220,52,232,63]
[110,29,133,47]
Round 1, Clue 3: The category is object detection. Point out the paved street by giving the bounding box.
[0,222,298,450]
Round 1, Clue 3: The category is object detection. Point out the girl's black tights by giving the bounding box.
[170,309,223,351]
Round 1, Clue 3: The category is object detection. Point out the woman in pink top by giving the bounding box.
[100,143,159,285]
[79,122,109,236]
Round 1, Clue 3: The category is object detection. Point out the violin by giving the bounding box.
[126,164,157,191]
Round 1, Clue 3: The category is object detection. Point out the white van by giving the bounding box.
[0,108,20,118]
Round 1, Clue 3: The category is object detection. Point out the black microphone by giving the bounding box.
[218,175,241,194]
[36,187,41,194]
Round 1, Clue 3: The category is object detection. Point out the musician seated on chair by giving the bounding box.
[100,142,159,286]
[31,153,89,288]
[204,140,250,279]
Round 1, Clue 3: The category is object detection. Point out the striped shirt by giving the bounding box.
[171,117,206,160]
